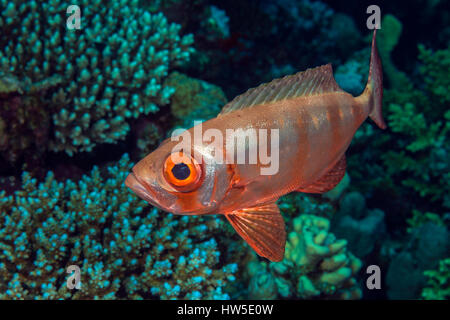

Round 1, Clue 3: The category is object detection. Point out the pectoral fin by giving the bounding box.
[225,202,286,262]
[297,155,346,194]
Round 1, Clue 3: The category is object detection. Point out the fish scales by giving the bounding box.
[125,30,385,262]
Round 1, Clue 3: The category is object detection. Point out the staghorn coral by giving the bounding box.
[0,0,194,158]
[247,213,362,300]
[0,154,238,299]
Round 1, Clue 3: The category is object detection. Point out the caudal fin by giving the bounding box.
[363,29,386,129]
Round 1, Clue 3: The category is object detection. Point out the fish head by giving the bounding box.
[125,138,232,215]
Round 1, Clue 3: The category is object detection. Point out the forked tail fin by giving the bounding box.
[363,29,386,129]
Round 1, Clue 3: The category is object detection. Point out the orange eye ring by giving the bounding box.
[163,152,202,191]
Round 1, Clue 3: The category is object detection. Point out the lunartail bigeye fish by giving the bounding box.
[125,30,385,262]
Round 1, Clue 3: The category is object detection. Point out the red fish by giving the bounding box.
[125,30,385,262]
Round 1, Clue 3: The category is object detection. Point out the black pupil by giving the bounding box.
[171,163,191,180]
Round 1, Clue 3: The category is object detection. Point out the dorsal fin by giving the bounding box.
[219,64,343,115]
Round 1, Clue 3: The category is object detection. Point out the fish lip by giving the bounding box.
[125,172,161,208]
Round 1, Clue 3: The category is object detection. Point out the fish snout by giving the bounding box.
[125,172,157,205]
[126,168,185,213]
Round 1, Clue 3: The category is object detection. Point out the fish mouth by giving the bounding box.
[125,172,161,208]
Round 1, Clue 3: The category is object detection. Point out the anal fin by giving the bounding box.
[225,202,286,262]
[297,155,346,194]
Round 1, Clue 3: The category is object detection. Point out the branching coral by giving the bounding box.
[381,45,450,209]
[421,258,450,300]
[0,0,194,158]
[347,43,450,227]
[0,154,238,299]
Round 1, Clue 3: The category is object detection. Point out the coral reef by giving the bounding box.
[382,45,450,210]
[163,72,227,127]
[332,192,386,259]
[0,0,194,160]
[201,5,230,41]
[0,73,53,165]
[0,154,239,299]
[278,192,334,220]
[347,40,450,232]
[177,0,359,99]
[335,14,407,95]
[385,222,449,299]
[376,14,410,89]
[247,213,362,300]
[421,258,450,300]
[0,0,448,301]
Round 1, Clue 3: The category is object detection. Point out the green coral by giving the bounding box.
[0,154,239,299]
[377,14,410,88]
[0,0,194,158]
[382,45,450,209]
[418,44,450,106]
[348,43,450,230]
[406,210,446,233]
[282,214,362,299]
[247,211,362,300]
[335,14,409,95]
[422,258,450,300]
[246,190,365,300]
[163,72,227,127]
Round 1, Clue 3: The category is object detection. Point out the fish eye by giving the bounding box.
[163,152,202,191]
[172,163,191,180]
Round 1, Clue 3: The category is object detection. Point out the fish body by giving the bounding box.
[126,30,385,262]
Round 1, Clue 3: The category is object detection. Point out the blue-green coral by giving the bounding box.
[0,0,194,156]
[0,154,238,299]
